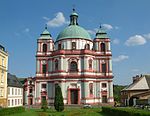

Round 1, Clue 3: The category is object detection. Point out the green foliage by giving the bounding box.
[102,107,150,116]
[38,112,48,116]
[54,85,64,112]
[41,99,48,112]
[0,106,25,116]
[113,85,126,102]
[8,108,104,116]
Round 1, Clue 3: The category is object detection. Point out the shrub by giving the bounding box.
[0,106,25,116]
[54,85,64,112]
[102,106,150,116]
[41,99,48,112]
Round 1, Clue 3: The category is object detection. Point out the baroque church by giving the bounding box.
[24,9,114,106]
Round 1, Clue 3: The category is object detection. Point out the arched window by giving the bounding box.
[55,60,58,71]
[89,59,92,69]
[42,64,47,74]
[89,83,93,95]
[58,43,61,50]
[102,63,106,73]
[85,44,90,50]
[70,61,78,72]
[101,43,105,52]
[102,83,107,88]
[43,44,47,52]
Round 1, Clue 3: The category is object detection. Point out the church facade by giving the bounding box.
[24,9,114,106]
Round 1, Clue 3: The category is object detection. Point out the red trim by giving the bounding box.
[39,60,42,73]
[35,75,113,79]
[37,69,112,74]
[78,89,80,104]
[94,38,110,42]
[35,80,112,84]
[67,87,70,104]
[36,49,112,57]
[101,90,107,95]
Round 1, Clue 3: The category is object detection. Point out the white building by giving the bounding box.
[24,9,114,106]
[7,73,23,107]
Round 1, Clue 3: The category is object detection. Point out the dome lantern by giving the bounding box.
[69,8,78,25]
[56,9,92,41]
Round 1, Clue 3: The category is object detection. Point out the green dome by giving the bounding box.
[56,25,91,41]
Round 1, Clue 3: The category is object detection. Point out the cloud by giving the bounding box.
[113,55,129,62]
[43,16,49,21]
[144,33,150,40]
[87,24,118,35]
[87,28,98,35]
[112,39,120,44]
[45,12,68,27]
[132,69,139,72]
[87,30,95,35]
[125,35,146,46]
[102,24,113,30]
[24,28,30,32]
[14,32,20,37]
[115,26,119,30]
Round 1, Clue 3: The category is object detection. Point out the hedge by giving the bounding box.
[0,106,25,116]
[102,106,150,116]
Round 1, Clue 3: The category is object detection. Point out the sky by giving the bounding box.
[0,0,150,85]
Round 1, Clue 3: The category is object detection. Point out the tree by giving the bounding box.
[54,85,64,112]
[113,85,126,102]
[41,99,48,112]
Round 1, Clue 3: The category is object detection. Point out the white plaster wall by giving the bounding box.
[7,87,23,107]
[55,39,93,50]
[109,59,112,71]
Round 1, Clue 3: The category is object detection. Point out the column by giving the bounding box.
[60,57,63,71]
[108,81,114,103]
[78,88,80,104]
[67,88,70,104]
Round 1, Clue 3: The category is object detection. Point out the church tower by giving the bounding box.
[36,26,54,77]
[93,26,113,103]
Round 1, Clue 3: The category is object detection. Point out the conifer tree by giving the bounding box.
[54,85,64,112]
[41,99,48,112]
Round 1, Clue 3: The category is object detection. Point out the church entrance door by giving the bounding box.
[71,89,78,104]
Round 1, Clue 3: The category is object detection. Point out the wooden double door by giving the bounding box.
[70,89,78,104]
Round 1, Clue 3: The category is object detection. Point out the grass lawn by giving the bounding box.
[8,107,106,116]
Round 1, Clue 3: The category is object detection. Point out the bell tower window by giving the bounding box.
[89,83,93,95]
[42,64,47,74]
[43,44,47,52]
[89,59,92,69]
[55,60,58,71]
[102,63,106,73]
[72,42,76,50]
[70,61,78,72]
[101,43,105,52]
